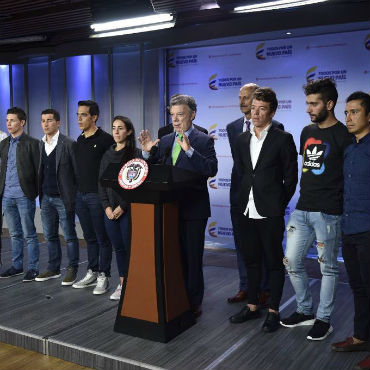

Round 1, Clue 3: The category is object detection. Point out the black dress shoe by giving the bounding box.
[229,306,260,324]
[262,311,280,333]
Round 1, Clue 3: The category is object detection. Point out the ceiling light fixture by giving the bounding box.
[91,13,173,32]
[200,1,220,10]
[234,0,329,13]
[90,21,175,38]
[0,35,46,45]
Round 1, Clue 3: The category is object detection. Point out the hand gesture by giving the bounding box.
[113,205,124,219]
[105,207,115,220]
[138,130,159,152]
[176,129,191,152]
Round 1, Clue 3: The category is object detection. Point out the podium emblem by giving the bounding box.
[118,158,149,189]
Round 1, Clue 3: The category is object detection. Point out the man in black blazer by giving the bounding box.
[229,87,297,332]
[226,83,284,304]
[139,94,218,317]
[36,109,79,286]
[0,107,40,281]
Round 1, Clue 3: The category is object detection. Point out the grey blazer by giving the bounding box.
[38,133,78,212]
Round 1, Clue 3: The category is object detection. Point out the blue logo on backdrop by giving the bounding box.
[306,66,347,83]
[208,74,242,90]
[169,54,198,68]
[256,42,293,59]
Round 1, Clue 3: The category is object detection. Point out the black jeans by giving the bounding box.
[342,231,370,341]
[239,214,285,311]
[75,192,112,275]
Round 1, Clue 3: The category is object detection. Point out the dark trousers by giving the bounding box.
[239,214,285,311]
[179,218,208,308]
[104,213,129,278]
[231,206,269,292]
[75,192,112,275]
[342,231,370,341]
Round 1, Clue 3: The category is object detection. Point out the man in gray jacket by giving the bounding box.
[0,107,40,282]
[35,109,79,286]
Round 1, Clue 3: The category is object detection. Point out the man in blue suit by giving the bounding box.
[139,94,218,317]
[226,83,284,304]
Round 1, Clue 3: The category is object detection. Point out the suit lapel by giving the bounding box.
[55,135,62,170]
[254,127,276,169]
[242,132,253,171]
[236,118,244,135]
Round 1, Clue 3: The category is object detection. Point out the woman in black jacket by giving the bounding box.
[99,116,140,300]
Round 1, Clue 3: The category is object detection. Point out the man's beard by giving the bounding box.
[311,108,329,123]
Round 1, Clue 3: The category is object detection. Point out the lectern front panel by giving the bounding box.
[121,203,159,323]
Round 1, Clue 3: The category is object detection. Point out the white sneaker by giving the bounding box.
[72,269,98,289]
[93,272,109,295]
[110,284,122,301]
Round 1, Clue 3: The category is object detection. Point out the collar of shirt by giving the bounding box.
[42,130,59,155]
[10,133,23,143]
[250,122,272,140]
[175,124,194,138]
[42,130,60,144]
[243,118,251,132]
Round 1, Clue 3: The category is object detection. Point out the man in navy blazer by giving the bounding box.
[226,83,284,304]
[139,94,218,317]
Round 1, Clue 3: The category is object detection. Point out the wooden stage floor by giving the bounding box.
[0,237,365,370]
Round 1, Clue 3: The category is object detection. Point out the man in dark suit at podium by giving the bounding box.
[226,83,284,305]
[139,94,218,317]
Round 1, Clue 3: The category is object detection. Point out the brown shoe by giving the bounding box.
[258,290,270,308]
[227,290,248,303]
[332,337,370,352]
[355,356,370,370]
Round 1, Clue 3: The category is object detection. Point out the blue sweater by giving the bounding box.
[342,133,370,235]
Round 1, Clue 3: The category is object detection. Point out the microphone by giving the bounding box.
[160,146,171,164]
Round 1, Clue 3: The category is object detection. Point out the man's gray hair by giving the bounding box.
[169,94,197,113]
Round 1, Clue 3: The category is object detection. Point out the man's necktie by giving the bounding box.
[172,133,183,165]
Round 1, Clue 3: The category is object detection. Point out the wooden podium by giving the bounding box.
[101,164,199,342]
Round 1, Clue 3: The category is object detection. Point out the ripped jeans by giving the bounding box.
[284,210,341,323]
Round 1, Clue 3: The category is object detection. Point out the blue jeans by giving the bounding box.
[284,210,341,323]
[104,213,129,278]
[75,192,112,275]
[40,195,79,271]
[2,196,39,271]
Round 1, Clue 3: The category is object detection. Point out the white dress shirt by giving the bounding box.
[42,130,60,156]
[243,123,272,219]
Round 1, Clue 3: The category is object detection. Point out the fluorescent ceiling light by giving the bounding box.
[90,21,175,38]
[200,1,220,10]
[0,35,46,45]
[91,13,173,32]
[234,0,329,13]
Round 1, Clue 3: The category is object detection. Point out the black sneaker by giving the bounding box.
[23,269,39,282]
[262,312,280,333]
[280,312,315,328]
[307,319,333,341]
[0,266,23,278]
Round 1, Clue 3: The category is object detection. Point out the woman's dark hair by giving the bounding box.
[112,115,136,164]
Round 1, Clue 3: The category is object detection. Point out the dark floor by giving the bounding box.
[0,235,364,370]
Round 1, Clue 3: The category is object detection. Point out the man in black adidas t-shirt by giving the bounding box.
[280,78,352,341]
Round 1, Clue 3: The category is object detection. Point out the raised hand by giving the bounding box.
[138,130,159,152]
[176,129,191,152]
